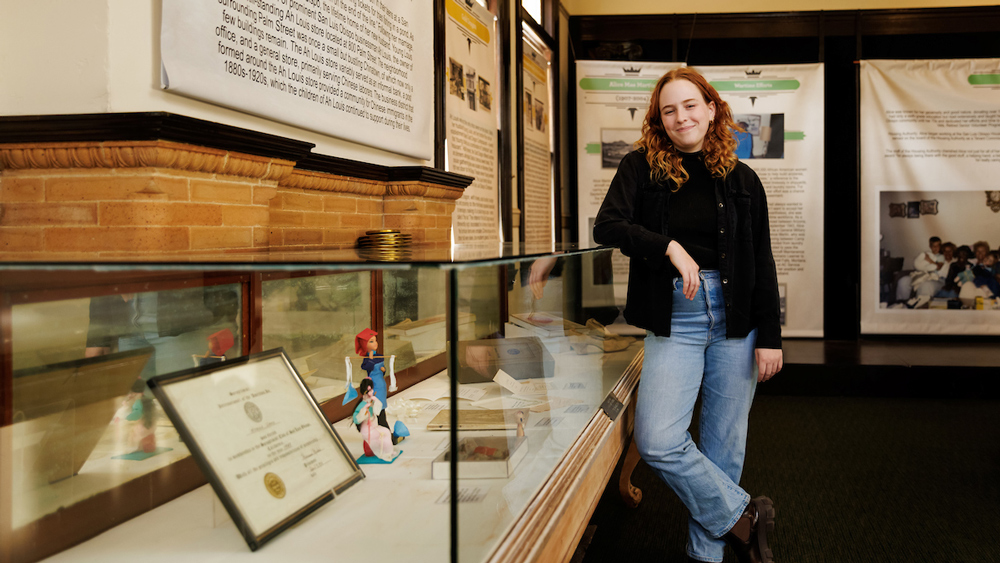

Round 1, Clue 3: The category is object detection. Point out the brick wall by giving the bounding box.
[0,141,462,256]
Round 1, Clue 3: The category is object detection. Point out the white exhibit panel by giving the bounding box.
[694,63,826,338]
[445,0,500,244]
[575,60,682,308]
[160,0,433,160]
[522,39,554,249]
[860,59,1000,335]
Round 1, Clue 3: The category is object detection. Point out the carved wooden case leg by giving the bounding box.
[618,435,643,508]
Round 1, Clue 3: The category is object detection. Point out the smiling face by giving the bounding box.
[974,244,989,262]
[658,78,716,153]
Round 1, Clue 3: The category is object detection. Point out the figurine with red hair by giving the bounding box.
[345,328,409,463]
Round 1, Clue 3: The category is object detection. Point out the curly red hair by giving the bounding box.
[636,68,740,189]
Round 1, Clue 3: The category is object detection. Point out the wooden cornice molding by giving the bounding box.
[387,166,474,190]
[0,112,315,162]
[279,168,385,196]
[385,181,465,201]
[0,140,295,181]
[0,113,473,194]
[297,154,474,191]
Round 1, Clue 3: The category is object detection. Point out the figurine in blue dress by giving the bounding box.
[349,328,409,449]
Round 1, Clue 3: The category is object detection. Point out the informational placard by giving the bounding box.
[148,349,363,551]
[575,61,681,308]
[860,59,1000,335]
[445,0,499,243]
[522,40,553,248]
[694,64,825,337]
[161,0,433,159]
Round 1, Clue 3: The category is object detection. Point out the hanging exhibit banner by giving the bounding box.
[522,40,552,248]
[161,0,433,160]
[860,59,1000,335]
[575,61,681,308]
[445,0,499,243]
[694,64,825,338]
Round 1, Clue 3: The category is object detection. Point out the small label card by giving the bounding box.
[436,487,489,504]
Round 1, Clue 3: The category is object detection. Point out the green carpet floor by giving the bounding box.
[580,395,1000,563]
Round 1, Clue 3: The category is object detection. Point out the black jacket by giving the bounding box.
[593,150,781,349]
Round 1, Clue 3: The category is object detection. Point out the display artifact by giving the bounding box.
[345,328,410,463]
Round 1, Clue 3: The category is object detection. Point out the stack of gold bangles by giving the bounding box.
[356,229,413,261]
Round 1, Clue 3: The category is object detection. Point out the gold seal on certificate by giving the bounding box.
[264,472,286,499]
[244,401,263,423]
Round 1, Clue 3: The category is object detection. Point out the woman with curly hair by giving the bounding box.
[594,67,782,563]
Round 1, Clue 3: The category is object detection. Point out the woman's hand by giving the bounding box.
[528,256,559,300]
[666,241,700,300]
[755,348,783,382]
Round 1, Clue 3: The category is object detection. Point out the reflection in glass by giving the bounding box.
[383,269,449,367]
[262,273,371,403]
[9,283,242,529]
[456,254,642,562]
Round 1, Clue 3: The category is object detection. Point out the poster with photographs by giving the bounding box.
[445,0,499,243]
[522,39,553,248]
[161,0,433,160]
[575,61,682,310]
[694,63,825,337]
[731,113,785,159]
[861,59,1000,335]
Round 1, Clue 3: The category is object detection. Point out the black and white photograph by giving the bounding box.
[600,128,639,169]
[478,76,492,110]
[465,67,477,111]
[449,58,465,100]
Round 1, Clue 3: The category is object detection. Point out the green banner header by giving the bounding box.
[710,80,801,91]
[579,78,659,91]
[585,143,601,154]
[784,131,806,141]
[968,74,1000,86]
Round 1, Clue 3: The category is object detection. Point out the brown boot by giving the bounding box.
[723,496,775,563]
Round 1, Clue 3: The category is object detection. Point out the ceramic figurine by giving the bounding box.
[352,378,396,461]
[345,328,408,448]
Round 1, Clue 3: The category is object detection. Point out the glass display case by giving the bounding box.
[0,245,643,563]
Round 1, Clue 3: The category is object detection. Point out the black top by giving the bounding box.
[593,149,781,349]
[666,152,719,274]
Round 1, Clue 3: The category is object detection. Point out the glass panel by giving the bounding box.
[382,267,500,371]
[383,269,446,368]
[2,248,641,563]
[261,272,371,404]
[455,250,642,561]
[9,283,243,529]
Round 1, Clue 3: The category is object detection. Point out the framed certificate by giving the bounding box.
[148,348,363,551]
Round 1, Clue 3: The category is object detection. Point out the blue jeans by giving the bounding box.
[634,270,758,562]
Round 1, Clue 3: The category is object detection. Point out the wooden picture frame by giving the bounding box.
[148,348,363,551]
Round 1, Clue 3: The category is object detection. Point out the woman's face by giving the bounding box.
[975,246,988,262]
[658,79,715,153]
[366,335,378,353]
